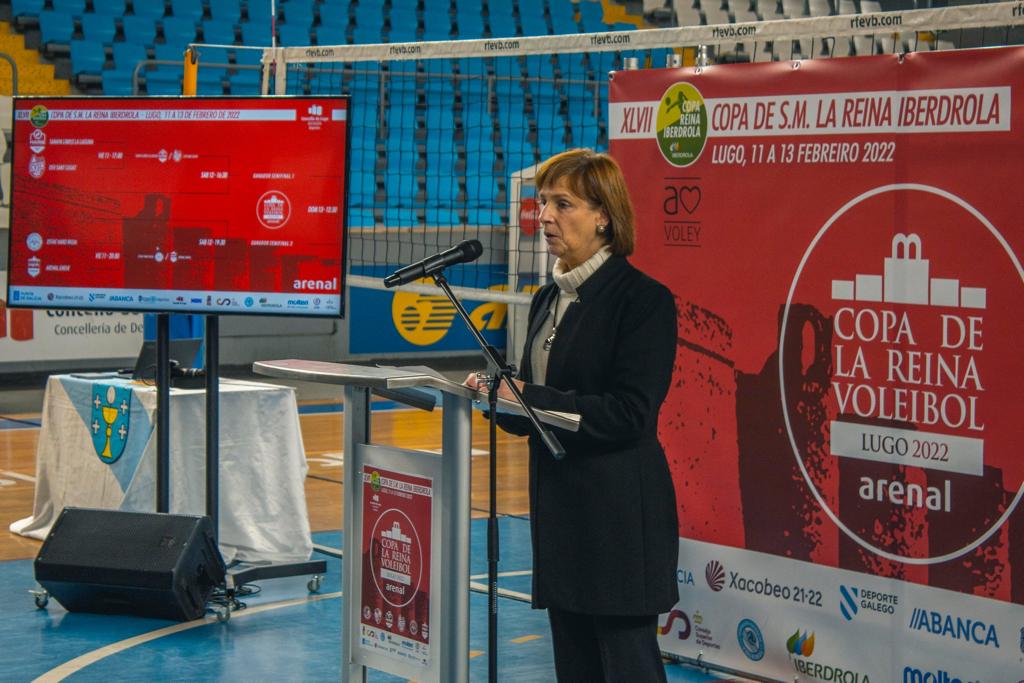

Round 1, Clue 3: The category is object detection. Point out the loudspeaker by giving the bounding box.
[35,507,226,621]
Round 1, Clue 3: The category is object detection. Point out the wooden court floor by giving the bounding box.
[0,403,531,562]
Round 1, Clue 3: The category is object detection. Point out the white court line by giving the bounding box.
[469,581,532,602]
[0,470,36,483]
[469,569,533,580]
[32,591,342,683]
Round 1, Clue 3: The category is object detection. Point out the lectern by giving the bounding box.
[253,359,577,683]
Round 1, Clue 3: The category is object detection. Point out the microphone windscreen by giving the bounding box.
[460,239,484,261]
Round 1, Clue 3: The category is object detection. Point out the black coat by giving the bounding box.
[499,255,680,616]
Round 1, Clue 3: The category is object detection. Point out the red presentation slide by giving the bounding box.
[6,96,348,317]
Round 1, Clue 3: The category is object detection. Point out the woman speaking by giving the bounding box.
[466,148,680,682]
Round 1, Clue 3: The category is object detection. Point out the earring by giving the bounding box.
[596,224,606,234]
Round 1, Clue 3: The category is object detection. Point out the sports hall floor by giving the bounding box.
[0,367,737,682]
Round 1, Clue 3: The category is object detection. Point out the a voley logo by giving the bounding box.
[308,104,323,116]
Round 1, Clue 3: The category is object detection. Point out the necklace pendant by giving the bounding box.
[542,329,556,351]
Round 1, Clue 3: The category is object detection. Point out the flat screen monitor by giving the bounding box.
[5,96,349,317]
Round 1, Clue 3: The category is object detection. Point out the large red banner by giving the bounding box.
[612,48,1024,679]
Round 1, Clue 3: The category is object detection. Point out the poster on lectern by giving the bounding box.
[610,46,1024,679]
[359,466,433,667]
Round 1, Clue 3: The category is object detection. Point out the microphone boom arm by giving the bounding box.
[430,272,565,460]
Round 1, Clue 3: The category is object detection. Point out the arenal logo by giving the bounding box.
[705,560,725,591]
[657,609,691,640]
[293,277,337,291]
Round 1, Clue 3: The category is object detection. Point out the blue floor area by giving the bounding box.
[1,519,724,682]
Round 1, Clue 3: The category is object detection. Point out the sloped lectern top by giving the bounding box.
[253,359,579,432]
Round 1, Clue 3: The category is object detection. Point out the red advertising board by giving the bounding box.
[611,47,1024,678]
[5,97,348,317]
[359,466,433,667]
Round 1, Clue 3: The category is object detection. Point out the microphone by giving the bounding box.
[383,239,483,288]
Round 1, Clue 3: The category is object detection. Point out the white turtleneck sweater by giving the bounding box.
[530,245,612,384]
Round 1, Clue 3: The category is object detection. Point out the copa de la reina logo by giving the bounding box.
[778,184,1019,565]
[656,82,708,167]
[781,184,1024,565]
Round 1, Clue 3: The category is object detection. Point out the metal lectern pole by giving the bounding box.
[155,313,170,513]
[205,315,220,536]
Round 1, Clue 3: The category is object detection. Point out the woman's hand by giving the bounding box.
[463,372,524,401]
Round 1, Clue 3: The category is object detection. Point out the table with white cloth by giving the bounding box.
[10,374,313,564]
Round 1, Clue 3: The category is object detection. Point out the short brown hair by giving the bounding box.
[534,148,635,256]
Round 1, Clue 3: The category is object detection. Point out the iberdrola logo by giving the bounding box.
[656,82,708,167]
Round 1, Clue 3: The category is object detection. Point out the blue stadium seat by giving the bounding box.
[464,207,500,225]
[315,25,346,45]
[424,207,459,226]
[455,13,484,38]
[352,24,382,43]
[196,71,225,95]
[197,45,230,75]
[241,20,273,45]
[245,0,274,23]
[391,0,417,13]
[318,4,347,29]
[227,68,261,93]
[162,15,198,44]
[577,2,608,31]
[353,1,384,30]
[422,10,451,39]
[70,39,107,76]
[82,13,117,43]
[209,0,242,23]
[123,15,159,45]
[382,207,418,226]
[388,25,418,42]
[424,172,459,205]
[170,0,203,23]
[102,69,135,95]
[146,70,182,94]
[132,0,167,19]
[233,46,263,64]
[488,4,517,37]
[92,0,127,14]
[202,18,238,44]
[52,0,86,17]
[348,206,376,228]
[39,11,75,46]
[280,0,314,27]
[153,40,188,72]
[11,0,45,20]
[278,23,312,46]
[113,41,149,71]
[549,0,578,34]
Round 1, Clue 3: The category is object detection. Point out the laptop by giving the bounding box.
[130,338,204,382]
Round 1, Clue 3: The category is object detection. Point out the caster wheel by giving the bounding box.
[33,591,49,609]
[307,575,323,593]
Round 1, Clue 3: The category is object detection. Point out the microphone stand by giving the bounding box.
[430,271,565,683]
